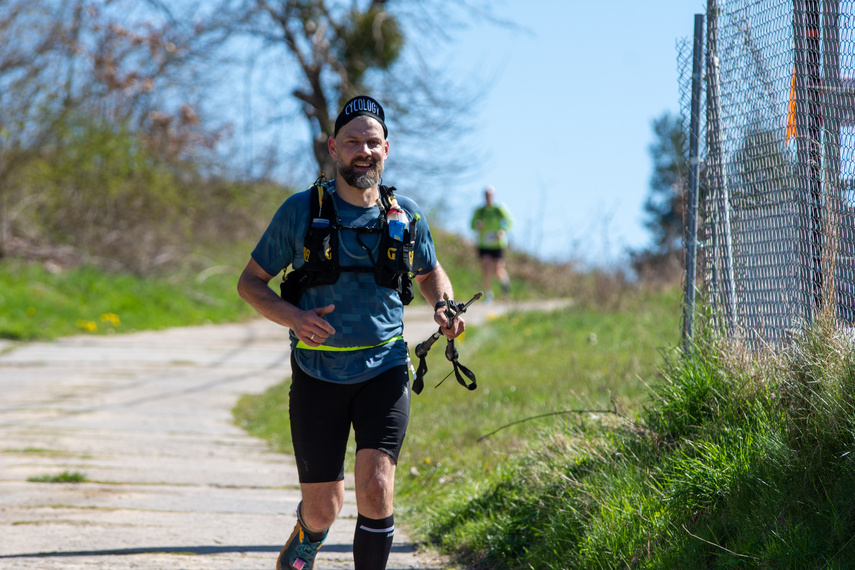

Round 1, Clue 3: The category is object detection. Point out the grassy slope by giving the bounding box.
[0,227,576,342]
[0,255,258,340]
[400,287,681,495]
[409,316,855,569]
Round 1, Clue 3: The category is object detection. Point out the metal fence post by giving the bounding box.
[684,13,705,354]
[822,0,844,319]
[792,0,823,321]
[705,0,736,336]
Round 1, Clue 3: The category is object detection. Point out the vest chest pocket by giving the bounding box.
[374,227,414,305]
[305,218,334,264]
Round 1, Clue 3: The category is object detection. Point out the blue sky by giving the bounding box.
[435,1,706,265]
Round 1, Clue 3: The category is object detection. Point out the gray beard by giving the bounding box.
[338,160,382,189]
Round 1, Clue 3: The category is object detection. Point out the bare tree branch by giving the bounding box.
[227,0,503,192]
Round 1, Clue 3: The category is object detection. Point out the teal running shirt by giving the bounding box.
[251,180,437,384]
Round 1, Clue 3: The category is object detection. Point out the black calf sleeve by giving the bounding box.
[353,513,394,570]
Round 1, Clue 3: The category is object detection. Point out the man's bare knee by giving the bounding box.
[355,450,396,518]
[300,482,344,531]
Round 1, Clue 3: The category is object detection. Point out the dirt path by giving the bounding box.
[0,299,569,569]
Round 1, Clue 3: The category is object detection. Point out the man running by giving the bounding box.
[470,185,513,301]
[238,95,465,570]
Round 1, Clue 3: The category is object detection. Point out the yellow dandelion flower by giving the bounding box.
[26,307,36,316]
[100,313,121,327]
[76,320,98,332]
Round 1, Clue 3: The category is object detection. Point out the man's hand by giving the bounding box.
[237,259,336,346]
[434,307,465,339]
[415,262,462,339]
[294,304,336,345]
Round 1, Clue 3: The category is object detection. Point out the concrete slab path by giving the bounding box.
[0,299,569,569]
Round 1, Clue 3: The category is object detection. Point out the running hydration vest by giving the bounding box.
[280,178,416,306]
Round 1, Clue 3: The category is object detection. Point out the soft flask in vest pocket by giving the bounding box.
[305,218,333,263]
[376,226,414,305]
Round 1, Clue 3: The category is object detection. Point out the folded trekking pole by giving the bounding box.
[412,291,482,394]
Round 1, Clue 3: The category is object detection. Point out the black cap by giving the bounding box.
[334,95,387,137]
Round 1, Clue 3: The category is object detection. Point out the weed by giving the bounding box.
[27,471,88,483]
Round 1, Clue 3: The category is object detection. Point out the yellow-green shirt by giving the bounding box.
[470,204,513,249]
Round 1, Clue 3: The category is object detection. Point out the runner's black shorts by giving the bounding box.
[289,352,410,483]
[478,247,505,260]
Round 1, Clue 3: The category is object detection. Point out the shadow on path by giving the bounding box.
[0,542,426,558]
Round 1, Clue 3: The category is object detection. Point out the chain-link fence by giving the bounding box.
[681,0,855,349]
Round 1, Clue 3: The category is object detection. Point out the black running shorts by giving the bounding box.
[288,352,410,483]
[478,247,504,259]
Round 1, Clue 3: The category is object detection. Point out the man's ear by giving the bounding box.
[328,136,337,159]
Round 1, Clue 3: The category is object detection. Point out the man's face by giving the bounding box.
[330,116,388,189]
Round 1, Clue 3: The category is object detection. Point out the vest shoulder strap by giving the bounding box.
[310,179,336,224]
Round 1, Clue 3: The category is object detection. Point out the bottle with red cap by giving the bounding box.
[385,196,408,241]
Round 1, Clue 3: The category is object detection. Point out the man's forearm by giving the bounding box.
[415,262,454,307]
[237,272,300,329]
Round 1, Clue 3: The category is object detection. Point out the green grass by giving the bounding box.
[408,315,855,569]
[27,471,88,483]
[233,381,294,454]
[0,256,259,340]
[3,447,81,457]
[0,231,577,342]
[399,287,680,490]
